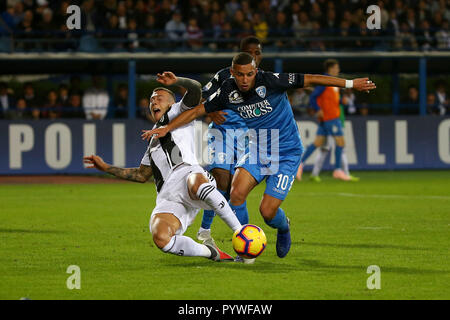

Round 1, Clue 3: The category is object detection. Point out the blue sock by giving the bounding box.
[264,208,289,233]
[335,146,343,170]
[301,144,317,163]
[201,189,229,229]
[229,201,249,225]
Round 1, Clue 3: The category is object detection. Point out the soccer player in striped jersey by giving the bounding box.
[84,72,242,262]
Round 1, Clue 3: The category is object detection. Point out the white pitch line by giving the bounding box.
[302,192,450,201]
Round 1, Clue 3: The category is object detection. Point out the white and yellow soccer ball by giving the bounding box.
[232,224,267,259]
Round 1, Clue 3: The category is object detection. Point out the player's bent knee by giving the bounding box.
[229,187,246,206]
[152,231,171,250]
[187,173,209,199]
[259,204,277,221]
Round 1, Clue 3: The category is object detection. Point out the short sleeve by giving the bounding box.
[202,72,222,99]
[263,72,305,90]
[140,145,151,166]
[203,88,226,113]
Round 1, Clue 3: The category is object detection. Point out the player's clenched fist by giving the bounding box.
[352,78,376,92]
[83,155,110,171]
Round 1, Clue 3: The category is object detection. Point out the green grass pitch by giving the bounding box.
[1,171,449,300]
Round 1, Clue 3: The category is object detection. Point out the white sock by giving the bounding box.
[312,148,329,176]
[197,182,242,232]
[341,150,350,175]
[161,235,211,258]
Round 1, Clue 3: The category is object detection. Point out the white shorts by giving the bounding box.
[149,164,216,236]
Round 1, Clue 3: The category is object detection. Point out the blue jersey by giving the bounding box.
[202,67,247,130]
[204,71,304,156]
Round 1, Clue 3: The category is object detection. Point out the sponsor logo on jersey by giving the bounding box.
[229,90,244,104]
[288,73,296,84]
[237,99,273,119]
[255,86,266,98]
[203,81,212,91]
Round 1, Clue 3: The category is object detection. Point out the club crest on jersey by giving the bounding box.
[229,90,244,104]
[255,86,266,98]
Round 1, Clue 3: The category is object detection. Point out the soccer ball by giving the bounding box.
[232,224,267,259]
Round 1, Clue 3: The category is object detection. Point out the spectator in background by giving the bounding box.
[69,75,83,96]
[269,11,292,48]
[114,83,128,118]
[186,17,203,50]
[37,7,56,51]
[342,89,357,115]
[137,97,153,123]
[359,103,369,116]
[427,92,438,115]
[293,11,312,49]
[8,98,33,120]
[252,12,268,44]
[398,21,418,50]
[417,19,435,51]
[402,85,420,114]
[0,82,15,119]
[434,80,449,115]
[57,84,70,106]
[435,19,450,49]
[126,18,140,51]
[81,0,98,32]
[82,76,110,120]
[22,82,41,117]
[42,89,62,119]
[16,9,35,51]
[310,21,325,51]
[65,92,85,118]
[165,11,187,47]
[102,14,124,51]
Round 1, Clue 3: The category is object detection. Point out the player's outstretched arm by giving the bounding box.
[141,104,207,141]
[156,71,202,108]
[83,155,152,183]
[304,74,376,92]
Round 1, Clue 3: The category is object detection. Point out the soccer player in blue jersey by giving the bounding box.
[142,53,376,258]
[198,36,263,242]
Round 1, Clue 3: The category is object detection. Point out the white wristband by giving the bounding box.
[345,80,353,88]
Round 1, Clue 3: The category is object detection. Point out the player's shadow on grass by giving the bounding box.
[0,228,65,234]
[296,241,429,251]
[297,258,449,275]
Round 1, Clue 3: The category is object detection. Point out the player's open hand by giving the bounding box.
[209,111,228,125]
[156,72,177,86]
[352,78,376,93]
[83,155,109,172]
[141,126,169,141]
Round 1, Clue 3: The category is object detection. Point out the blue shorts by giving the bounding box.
[236,150,303,201]
[206,126,247,175]
[317,118,343,137]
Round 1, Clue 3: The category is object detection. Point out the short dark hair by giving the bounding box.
[232,52,256,67]
[240,36,261,51]
[324,59,339,72]
[152,87,176,102]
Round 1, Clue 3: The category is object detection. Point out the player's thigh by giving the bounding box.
[314,135,326,147]
[259,193,284,221]
[264,156,299,204]
[150,213,182,248]
[229,167,258,206]
[210,167,232,192]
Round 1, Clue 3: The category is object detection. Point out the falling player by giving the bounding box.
[84,72,242,262]
[297,59,358,181]
[198,36,263,242]
[142,53,376,258]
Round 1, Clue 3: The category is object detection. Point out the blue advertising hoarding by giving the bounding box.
[0,117,449,175]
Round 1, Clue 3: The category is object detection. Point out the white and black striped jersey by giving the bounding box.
[140,101,198,193]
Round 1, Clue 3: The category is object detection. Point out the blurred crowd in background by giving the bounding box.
[0,0,449,52]
[0,75,448,121]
